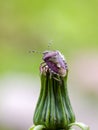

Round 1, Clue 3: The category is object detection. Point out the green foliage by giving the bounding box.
[0,0,98,75]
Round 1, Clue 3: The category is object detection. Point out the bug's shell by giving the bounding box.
[42,50,67,76]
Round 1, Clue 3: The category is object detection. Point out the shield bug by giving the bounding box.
[41,50,68,77]
[29,42,68,77]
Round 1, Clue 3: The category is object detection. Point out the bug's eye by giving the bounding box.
[43,51,50,54]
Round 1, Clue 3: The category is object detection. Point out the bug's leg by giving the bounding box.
[49,69,53,79]
[48,69,62,85]
[40,62,46,66]
[53,77,60,82]
[54,78,62,85]
[40,63,49,74]
[52,75,62,85]
[40,62,46,73]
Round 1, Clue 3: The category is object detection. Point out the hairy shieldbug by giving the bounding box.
[40,50,68,77]
[29,42,68,77]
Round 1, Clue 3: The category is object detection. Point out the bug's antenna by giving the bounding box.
[48,40,53,50]
[29,50,42,54]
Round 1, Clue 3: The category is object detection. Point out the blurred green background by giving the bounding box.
[0,0,98,130]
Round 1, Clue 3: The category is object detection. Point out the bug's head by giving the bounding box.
[42,50,59,61]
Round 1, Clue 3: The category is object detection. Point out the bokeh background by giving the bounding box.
[0,0,98,130]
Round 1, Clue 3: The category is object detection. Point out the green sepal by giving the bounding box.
[29,125,45,130]
[69,122,89,130]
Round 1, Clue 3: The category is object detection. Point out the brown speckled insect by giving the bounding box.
[41,50,68,77]
[30,41,68,77]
